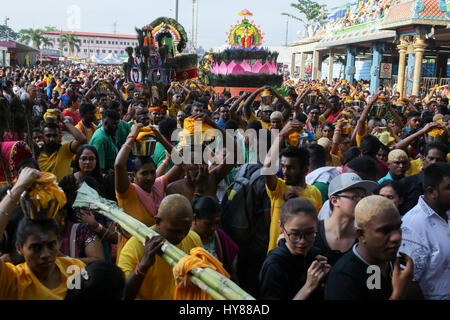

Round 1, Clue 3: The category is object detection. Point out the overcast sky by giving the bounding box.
[5,0,349,49]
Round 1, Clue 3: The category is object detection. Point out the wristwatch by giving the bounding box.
[63,119,71,124]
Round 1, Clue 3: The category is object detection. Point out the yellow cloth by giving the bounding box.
[43,109,59,124]
[117,231,202,300]
[286,130,306,147]
[0,257,85,300]
[246,112,271,130]
[27,172,67,220]
[180,118,216,145]
[173,247,230,300]
[136,127,155,142]
[266,178,322,253]
[38,142,74,182]
[326,153,341,167]
[168,103,186,118]
[405,158,422,176]
[75,122,98,143]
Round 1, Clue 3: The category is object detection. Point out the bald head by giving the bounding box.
[155,194,194,245]
[157,194,193,221]
[355,195,398,229]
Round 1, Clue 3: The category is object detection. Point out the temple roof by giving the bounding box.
[380,0,450,30]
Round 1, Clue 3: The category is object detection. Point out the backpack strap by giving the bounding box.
[70,223,80,258]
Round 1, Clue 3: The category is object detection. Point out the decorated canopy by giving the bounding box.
[226,9,264,49]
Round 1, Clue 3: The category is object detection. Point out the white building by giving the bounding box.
[44,31,138,60]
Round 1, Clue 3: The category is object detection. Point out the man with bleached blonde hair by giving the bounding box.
[324,195,415,300]
[378,149,410,184]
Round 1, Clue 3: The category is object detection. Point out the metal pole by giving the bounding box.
[285,18,289,47]
[195,0,199,49]
[192,0,196,50]
[174,0,179,21]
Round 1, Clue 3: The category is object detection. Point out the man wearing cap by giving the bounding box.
[324,195,415,300]
[378,149,410,184]
[314,173,379,266]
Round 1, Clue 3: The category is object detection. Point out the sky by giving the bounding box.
[4,0,350,50]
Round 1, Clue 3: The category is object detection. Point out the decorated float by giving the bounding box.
[199,9,283,96]
[122,17,198,99]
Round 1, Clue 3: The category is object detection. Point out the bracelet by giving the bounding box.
[0,208,9,217]
[127,135,136,140]
[135,264,145,277]
[162,160,169,166]
[278,133,285,139]
[6,189,17,201]
[388,297,396,300]
[334,129,341,132]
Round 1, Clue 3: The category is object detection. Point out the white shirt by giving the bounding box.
[401,196,450,300]
[318,199,332,220]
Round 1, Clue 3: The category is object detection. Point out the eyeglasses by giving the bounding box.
[335,193,365,202]
[80,156,96,162]
[282,227,317,243]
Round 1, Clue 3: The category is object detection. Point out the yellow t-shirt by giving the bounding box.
[38,142,74,182]
[117,231,202,300]
[266,178,323,253]
[247,112,271,130]
[0,257,85,300]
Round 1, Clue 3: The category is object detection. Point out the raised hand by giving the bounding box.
[391,252,414,300]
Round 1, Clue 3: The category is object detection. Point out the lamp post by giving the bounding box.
[174,0,179,21]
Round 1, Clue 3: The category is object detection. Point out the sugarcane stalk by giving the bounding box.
[96,206,248,300]
[73,183,255,300]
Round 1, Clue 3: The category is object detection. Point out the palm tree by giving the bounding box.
[59,32,81,56]
[18,28,45,48]
[40,37,54,49]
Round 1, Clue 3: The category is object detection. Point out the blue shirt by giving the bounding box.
[378,171,394,184]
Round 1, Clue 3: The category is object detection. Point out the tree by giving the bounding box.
[0,25,19,40]
[281,0,326,30]
[18,28,45,48]
[40,37,54,49]
[59,32,81,55]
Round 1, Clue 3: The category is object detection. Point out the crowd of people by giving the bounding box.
[0,63,449,300]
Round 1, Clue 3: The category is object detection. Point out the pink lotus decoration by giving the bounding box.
[210,60,277,75]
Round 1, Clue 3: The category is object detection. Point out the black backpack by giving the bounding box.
[221,162,271,250]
